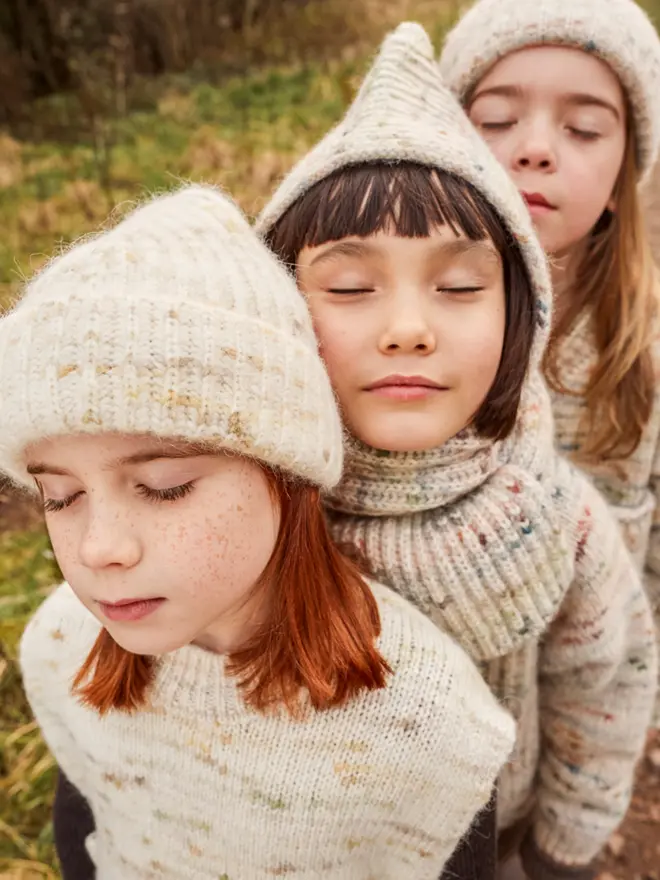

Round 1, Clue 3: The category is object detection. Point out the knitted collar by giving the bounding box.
[326,373,575,662]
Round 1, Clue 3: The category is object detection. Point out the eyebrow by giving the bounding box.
[309,240,373,267]
[471,84,621,120]
[308,237,499,268]
[26,448,205,477]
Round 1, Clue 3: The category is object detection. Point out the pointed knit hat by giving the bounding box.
[257,21,553,370]
[0,185,343,489]
[439,0,660,178]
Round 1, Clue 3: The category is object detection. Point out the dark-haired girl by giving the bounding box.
[258,23,657,880]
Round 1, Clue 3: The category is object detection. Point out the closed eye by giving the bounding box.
[326,288,375,295]
[480,121,514,131]
[137,482,195,503]
[438,287,484,294]
[43,492,84,513]
[568,127,600,141]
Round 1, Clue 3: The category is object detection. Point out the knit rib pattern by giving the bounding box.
[550,309,660,724]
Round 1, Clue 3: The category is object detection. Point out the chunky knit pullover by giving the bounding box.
[255,21,659,876]
[328,395,657,871]
[20,582,514,880]
[551,310,660,725]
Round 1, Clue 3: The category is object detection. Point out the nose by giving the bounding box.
[79,504,142,571]
[378,292,437,355]
[512,122,557,173]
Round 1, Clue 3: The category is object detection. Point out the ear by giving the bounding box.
[607,193,616,212]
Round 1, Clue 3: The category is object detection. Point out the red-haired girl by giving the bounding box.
[2,185,513,879]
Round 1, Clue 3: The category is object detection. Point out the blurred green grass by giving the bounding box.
[2,0,660,876]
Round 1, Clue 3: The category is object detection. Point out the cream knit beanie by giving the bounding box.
[439,0,660,177]
[0,185,343,489]
[257,22,552,370]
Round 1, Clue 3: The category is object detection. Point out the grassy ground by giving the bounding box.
[2,0,660,877]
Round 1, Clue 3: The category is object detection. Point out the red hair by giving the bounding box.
[72,469,391,717]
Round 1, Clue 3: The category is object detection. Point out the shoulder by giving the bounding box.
[19,583,101,690]
[370,579,515,753]
[556,459,629,558]
[366,580,514,834]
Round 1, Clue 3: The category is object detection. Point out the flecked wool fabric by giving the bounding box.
[260,22,658,874]
[20,581,515,879]
[0,185,343,490]
[438,0,660,178]
[550,309,660,725]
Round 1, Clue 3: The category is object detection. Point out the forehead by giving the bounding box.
[25,433,199,466]
[476,45,625,107]
[299,226,501,268]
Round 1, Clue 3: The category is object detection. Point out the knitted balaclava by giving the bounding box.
[439,0,660,178]
[259,24,575,661]
[0,185,343,490]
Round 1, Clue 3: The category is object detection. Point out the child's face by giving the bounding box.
[25,433,279,656]
[468,45,626,257]
[297,226,506,452]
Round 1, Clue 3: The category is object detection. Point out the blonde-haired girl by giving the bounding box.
[440,0,660,725]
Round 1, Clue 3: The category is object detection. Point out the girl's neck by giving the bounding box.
[193,593,268,656]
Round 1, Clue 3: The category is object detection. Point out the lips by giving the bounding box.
[521,191,555,210]
[98,597,165,622]
[364,375,447,402]
[365,375,446,391]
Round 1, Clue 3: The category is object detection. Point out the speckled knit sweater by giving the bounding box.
[19,582,514,880]
[551,309,660,725]
[257,22,659,875]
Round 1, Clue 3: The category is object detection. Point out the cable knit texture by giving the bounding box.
[439,0,660,179]
[259,22,658,873]
[0,185,343,490]
[20,582,515,880]
[550,309,660,725]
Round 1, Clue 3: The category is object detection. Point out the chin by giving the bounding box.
[106,626,187,657]
[359,423,456,454]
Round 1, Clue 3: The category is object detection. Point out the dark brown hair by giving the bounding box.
[265,162,537,441]
[73,467,392,717]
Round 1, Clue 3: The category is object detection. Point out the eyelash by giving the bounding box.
[481,120,600,141]
[568,127,600,141]
[327,288,374,295]
[439,287,484,295]
[41,481,195,513]
[480,121,513,131]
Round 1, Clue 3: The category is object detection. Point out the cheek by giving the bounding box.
[472,128,513,166]
[45,519,80,578]
[308,303,365,387]
[446,307,505,386]
[565,140,624,198]
[169,481,279,594]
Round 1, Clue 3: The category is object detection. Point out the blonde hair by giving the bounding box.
[543,124,658,462]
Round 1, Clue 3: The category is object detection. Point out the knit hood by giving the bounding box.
[438,0,660,179]
[259,24,574,662]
